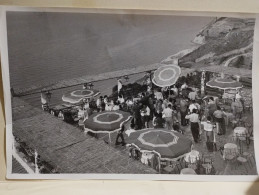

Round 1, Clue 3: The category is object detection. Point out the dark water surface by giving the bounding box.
[7,12,212,106]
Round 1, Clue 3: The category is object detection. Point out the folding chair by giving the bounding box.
[242,152,255,168]
[236,156,249,173]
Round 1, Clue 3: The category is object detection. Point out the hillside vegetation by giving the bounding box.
[164,17,255,70]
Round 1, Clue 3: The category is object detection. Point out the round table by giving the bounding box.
[234,127,248,136]
[184,150,200,163]
[140,152,154,165]
[233,127,249,153]
[180,168,196,175]
[223,143,238,160]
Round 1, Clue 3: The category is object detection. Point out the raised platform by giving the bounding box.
[12,97,156,174]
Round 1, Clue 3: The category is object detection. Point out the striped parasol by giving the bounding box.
[206,77,242,90]
[126,128,192,160]
[84,111,132,133]
[152,64,181,87]
[62,89,100,104]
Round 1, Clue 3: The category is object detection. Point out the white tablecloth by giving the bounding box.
[234,127,248,136]
[184,150,200,163]
[180,168,196,175]
[140,152,154,165]
[223,143,238,159]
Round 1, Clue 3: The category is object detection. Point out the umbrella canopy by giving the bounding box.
[126,128,192,160]
[62,89,100,104]
[84,111,132,133]
[206,77,242,90]
[152,64,181,87]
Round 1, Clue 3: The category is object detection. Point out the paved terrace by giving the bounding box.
[12,97,156,174]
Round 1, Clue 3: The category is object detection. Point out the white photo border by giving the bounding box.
[1,6,259,181]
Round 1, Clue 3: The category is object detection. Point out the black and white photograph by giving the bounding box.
[1,7,258,179]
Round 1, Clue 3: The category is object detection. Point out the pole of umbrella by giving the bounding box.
[109,133,111,143]
[149,72,153,91]
[158,157,161,173]
[35,150,39,174]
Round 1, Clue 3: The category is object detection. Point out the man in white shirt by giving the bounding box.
[141,105,151,128]
[118,95,125,104]
[201,116,214,142]
[189,102,197,113]
[105,101,113,111]
[185,109,200,143]
[189,100,200,113]
[181,82,188,90]
[154,89,163,100]
[171,85,178,96]
[162,104,173,130]
[188,89,198,101]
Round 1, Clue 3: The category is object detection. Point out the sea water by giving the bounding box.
[6,12,212,107]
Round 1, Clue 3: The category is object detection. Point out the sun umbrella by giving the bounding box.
[126,128,192,161]
[84,110,132,142]
[62,89,100,104]
[152,64,181,87]
[206,77,242,90]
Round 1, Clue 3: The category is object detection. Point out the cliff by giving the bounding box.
[162,17,255,70]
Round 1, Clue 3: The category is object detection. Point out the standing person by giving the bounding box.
[100,98,106,111]
[103,95,108,104]
[201,116,215,152]
[153,113,165,128]
[88,98,95,116]
[181,82,188,98]
[96,96,103,112]
[154,89,163,100]
[236,91,245,111]
[171,85,178,96]
[171,98,178,111]
[126,98,134,111]
[207,97,217,120]
[148,95,155,120]
[131,100,142,130]
[188,89,198,101]
[213,106,226,135]
[117,94,125,110]
[41,91,51,111]
[117,94,125,104]
[115,125,126,146]
[162,98,170,110]
[232,98,243,120]
[105,100,113,111]
[185,109,200,143]
[146,85,152,96]
[162,104,174,130]
[180,97,188,126]
[155,99,163,115]
[140,105,151,128]
[189,100,198,113]
[83,99,92,118]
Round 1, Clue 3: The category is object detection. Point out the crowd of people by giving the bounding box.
[44,72,248,149]
[81,89,238,146]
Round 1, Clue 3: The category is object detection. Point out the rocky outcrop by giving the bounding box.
[164,17,255,70]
